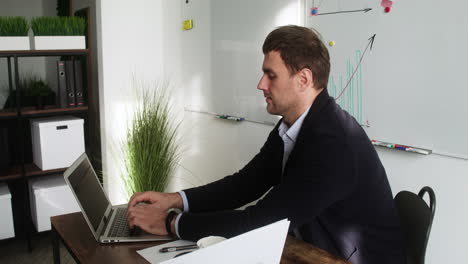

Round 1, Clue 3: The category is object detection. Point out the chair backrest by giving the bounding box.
[394,186,436,264]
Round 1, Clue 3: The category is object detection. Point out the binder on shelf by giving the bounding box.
[57,60,86,108]
[57,61,68,108]
[65,60,76,107]
[74,60,85,106]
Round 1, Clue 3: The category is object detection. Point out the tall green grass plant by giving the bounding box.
[122,81,180,196]
[0,16,29,36]
[31,16,85,36]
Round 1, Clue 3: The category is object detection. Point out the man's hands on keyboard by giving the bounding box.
[127,192,177,236]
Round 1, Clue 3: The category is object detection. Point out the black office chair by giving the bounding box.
[394,186,436,264]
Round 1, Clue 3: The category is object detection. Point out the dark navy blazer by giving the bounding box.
[179,90,405,264]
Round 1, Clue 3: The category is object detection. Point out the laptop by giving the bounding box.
[64,153,172,243]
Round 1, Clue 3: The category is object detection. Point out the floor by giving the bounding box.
[0,232,75,264]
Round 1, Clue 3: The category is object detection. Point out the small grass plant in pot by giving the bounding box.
[3,75,55,109]
[31,16,86,50]
[122,81,180,197]
[23,77,54,109]
[0,16,30,51]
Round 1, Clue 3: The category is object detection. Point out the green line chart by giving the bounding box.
[328,50,365,125]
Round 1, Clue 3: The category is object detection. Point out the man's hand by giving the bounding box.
[127,203,169,235]
[127,191,183,211]
[126,191,183,235]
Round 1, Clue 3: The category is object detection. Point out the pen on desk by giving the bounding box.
[159,244,199,253]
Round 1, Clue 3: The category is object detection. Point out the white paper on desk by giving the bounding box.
[137,239,196,263]
[161,219,290,264]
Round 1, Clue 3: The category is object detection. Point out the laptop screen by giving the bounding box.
[67,156,110,232]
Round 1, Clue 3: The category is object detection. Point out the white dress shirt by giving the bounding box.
[278,105,311,173]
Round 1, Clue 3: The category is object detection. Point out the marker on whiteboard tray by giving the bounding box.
[216,114,245,122]
[371,140,394,149]
[405,148,430,155]
[394,144,411,151]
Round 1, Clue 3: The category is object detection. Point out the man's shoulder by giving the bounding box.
[301,95,347,133]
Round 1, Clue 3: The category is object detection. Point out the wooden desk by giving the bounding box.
[51,213,350,264]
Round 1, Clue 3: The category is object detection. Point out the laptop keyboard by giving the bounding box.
[108,207,131,237]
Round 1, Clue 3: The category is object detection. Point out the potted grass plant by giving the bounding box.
[31,16,85,50]
[121,81,180,197]
[0,16,30,51]
[3,76,55,110]
[24,78,54,109]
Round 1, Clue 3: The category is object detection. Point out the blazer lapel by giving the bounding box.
[282,89,331,177]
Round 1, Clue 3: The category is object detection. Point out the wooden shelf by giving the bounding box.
[0,49,88,58]
[0,110,17,118]
[0,166,21,181]
[0,164,68,181]
[22,105,88,117]
[0,106,88,119]
[24,163,67,177]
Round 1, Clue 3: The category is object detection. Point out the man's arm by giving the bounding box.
[182,127,284,213]
[177,129,357,241]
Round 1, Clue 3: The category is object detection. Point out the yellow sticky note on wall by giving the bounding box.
[182,19,193,30]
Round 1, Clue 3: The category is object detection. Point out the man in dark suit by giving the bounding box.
[127,25,405,264]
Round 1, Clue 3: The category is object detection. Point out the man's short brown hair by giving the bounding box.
[262,25,330,90]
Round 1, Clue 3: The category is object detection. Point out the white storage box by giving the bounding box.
[0,183,15,239]
[29,174,80,232]
[31,116,85,170]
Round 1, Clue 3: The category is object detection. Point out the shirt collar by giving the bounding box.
[278,105,311,143]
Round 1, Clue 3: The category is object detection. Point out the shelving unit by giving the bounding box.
[0,48,97,250]
[0,164,68,180]
[0,106,88,119]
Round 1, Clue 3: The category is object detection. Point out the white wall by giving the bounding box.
[97,0,282,202]
[98,0,165,202]
[96,0,271,202]
[378,148,468,263]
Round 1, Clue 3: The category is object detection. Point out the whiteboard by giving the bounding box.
[306,0,468,157]
[206,0,301,125]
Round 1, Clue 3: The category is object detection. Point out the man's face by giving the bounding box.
[257,51,299,117]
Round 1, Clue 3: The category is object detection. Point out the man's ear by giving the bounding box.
[297,68,313,91]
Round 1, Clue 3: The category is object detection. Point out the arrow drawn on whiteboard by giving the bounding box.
[335,34,376,101]
[318,8,372,16]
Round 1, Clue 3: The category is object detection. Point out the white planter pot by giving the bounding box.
[32,36,85,50]
[0,36,30,51]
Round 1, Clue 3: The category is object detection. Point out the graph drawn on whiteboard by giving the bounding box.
[329,50,369,126]
[306,0,373,127]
